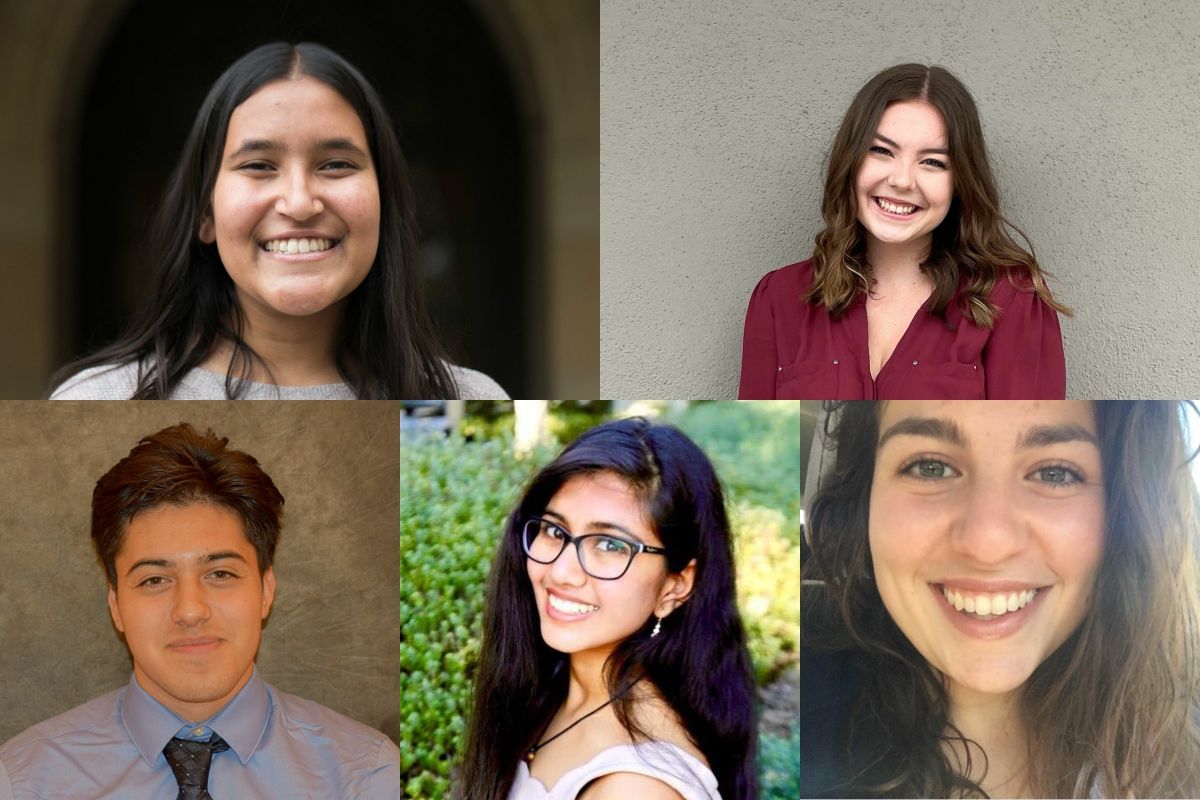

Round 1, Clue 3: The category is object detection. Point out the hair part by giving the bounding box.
[49,42,456,399]
[459,417,758,800]
[92,422,284,587]
[808,63,1070,327]
[804,401,1200,797]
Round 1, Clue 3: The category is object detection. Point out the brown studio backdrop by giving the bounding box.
[0,400,399,744]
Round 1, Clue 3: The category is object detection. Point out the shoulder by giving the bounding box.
[49,362,141,399]
[1,688,124,766]
[751,258,815,297]
[447,363,509,400]
[269,685,397,764]
[580,771,688,799]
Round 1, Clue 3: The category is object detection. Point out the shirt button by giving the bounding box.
[832,359,839,365]
[912,360,919,366]
[192,727,205,736]
[777,366,782,372]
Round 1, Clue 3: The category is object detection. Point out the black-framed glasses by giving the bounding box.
[521,517,667,580]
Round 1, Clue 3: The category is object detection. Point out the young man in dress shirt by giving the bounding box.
[0,423,399,798]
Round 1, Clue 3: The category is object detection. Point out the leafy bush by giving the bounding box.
[400,433,539,798]
[734,504,801,683]
[759,719,801,798]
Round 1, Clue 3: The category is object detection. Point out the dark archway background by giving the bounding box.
[70,0,528,395]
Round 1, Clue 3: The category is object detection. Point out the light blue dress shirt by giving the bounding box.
[0,667,399,799]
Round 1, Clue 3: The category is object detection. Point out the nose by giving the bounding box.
[171,578,213,627]
[547,540,588,585]
[274,167,325,219]
[951,474,1028,565]
[887,159,915,191]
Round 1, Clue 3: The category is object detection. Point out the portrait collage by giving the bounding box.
[1,1,1198,799]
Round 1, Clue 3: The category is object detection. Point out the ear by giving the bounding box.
[107,584,124,633]
[655,558,696,618]
[260,567,276,620]
[198,211,215,244]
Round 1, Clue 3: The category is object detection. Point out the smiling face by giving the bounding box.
[525,472,695,660]
[107,502,275,723]
[869,401,1105,697]
[855,100,954,251]
[199,75,380,321]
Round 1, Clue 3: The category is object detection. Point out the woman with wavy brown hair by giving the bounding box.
[738,64,1069,399]
[801,400,1200,798]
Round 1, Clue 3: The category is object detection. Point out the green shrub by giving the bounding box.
[759,719,801,798]
[734,504,801,683]
[400,433,543,797]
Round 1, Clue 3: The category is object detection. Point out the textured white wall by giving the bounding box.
[601,0,1200,399]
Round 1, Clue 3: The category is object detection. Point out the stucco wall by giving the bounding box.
[601,0,1200,399]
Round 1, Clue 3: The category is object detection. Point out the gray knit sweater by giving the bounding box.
[49,361,508,400]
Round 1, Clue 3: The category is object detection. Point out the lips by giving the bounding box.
[168,637,222,653]
[929,582,1050,640]
[873,196,922,217]
[544,588,599,621]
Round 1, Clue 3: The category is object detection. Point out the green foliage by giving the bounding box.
[734,505,801,683]
[669,401,802,538]
[759,719,801,798]
[400,433,544,798]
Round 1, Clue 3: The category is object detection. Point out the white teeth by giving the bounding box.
[942,586,1039,619]
[876,197,918,215]
[548,594,598,615]
[263,238,334,253]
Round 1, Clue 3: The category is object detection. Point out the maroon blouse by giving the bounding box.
[737,260,1066,399]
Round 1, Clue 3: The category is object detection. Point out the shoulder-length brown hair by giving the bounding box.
[808,63,1069,326]
[804,400,1200,798]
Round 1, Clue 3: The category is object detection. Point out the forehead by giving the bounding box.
[876,100,947,147]
[878,401,1098,448]
[117,502,257,563]
[545,472,655,534]
[223,75,368,152]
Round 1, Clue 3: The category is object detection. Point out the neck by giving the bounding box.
[565,646,617,711]
[945,681,1030,797]
[203,293,345,386]
[865,234,931,285]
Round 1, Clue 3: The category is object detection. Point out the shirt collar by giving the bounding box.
[120,666,272,767]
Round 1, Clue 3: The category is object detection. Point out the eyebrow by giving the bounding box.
[541,508,645,543]
[878,416,1101,452]
[226,137,370,161]
[874,133,949,156]
[125,550,249,576]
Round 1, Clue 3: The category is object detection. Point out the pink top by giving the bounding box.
[508,742,720,799]
[737,259,1066,399]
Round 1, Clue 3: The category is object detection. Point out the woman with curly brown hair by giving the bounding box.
[801,400,1200,797]
[739,65,1069,399]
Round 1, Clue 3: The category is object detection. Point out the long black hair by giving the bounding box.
[459,417,758,799]
[48,42,455,399]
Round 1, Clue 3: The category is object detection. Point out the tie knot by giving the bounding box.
[163,733,229,796]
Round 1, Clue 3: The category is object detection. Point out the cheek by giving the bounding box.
[211,182,265,242]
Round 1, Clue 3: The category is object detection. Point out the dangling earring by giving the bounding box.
[651,615,663,638]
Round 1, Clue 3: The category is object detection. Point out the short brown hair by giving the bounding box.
[92,423,284,585]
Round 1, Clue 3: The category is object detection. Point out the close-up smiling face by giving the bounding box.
[199,75,381,321]
[855,100,954,250]
[868,401,1106,699]
[107,502,275,723]
[525,471,694,660]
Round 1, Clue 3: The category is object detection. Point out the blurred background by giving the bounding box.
[0,0,598,398]
[400,400,801,798]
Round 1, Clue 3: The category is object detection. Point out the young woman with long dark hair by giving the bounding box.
[460,417,757,799]
[802,400,1200,797]
[739,64,1069,400]
[49,42,505,399]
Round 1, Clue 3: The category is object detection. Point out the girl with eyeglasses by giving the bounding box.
[48,42,505,400]
[459,417,757,799]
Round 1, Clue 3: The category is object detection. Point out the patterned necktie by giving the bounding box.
[163,732,230,800]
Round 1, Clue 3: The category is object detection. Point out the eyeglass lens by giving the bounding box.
[523,519,635,579]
